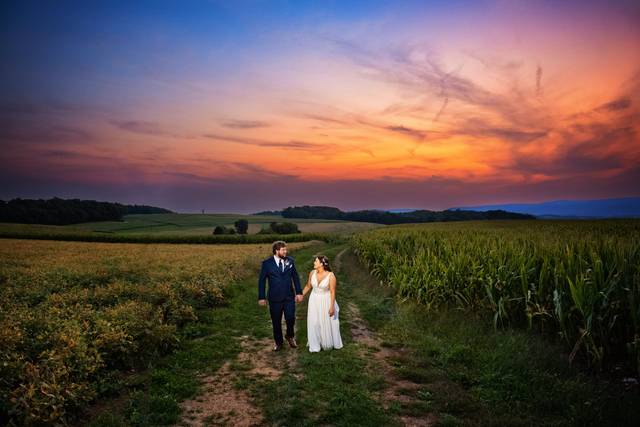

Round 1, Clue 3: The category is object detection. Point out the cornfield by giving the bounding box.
[351,220,640,374]
[0,238,311,425]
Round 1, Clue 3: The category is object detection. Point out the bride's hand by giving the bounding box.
[328,306,335,317]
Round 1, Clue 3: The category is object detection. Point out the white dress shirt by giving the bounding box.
[273,254,286,271]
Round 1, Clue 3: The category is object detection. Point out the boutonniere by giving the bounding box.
[284,259,291,269]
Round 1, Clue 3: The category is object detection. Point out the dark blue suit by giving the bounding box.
[258,255,302,345]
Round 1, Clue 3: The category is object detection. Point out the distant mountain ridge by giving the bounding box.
[450,197,640,218]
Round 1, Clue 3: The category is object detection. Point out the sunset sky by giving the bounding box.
[1,0,639,213]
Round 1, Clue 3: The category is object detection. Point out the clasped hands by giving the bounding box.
[258,294,304,306]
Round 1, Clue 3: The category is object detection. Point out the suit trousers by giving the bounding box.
[269,298,296,345]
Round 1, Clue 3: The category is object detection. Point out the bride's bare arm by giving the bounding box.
[328,272,337,316]
[302,271,312,296]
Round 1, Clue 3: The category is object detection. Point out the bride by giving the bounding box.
[302,255,343,352]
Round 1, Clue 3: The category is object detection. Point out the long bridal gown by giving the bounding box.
[307,270,343,352]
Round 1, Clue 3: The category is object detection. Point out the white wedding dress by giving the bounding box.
[307,270,343,352]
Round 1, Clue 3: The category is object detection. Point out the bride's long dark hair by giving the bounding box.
[315,255,332,272]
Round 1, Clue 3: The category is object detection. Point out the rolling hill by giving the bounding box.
[451,197,640,218]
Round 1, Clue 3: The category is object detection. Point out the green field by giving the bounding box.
[0,213,382,238]
[2,218,639,426]
[0,238,315,425]
[352,219,640,374]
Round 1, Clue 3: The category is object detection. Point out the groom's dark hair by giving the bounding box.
[272,240,287,254]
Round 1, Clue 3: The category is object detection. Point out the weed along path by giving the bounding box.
[163,242,438,427]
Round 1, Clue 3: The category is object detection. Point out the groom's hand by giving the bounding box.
[295,295,303,303]
[258,299,267,306]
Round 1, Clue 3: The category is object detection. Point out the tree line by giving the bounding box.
[213,219,300,235]
[281,205,535,224]
[0,197,172,225]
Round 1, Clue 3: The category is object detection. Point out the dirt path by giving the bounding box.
[178,331,302,426]
[177,329,301,427]
[332,247,348,272]
[178,358,263,427]
[178,245,434,427]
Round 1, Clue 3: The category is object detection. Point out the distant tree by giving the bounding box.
[253,210,283,216]
[0,197,172,225]
[278,205,535,224]
[124,204,172,214]
[255,222,300,234]
[256,226,272,235]
[282,205,344,219]
[270,222,300,234]
[213,225,237,235]
[234,219,249,234]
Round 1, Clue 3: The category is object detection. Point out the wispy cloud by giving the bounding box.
[596,97,632,112]
[164,161,298,181]
[453,117,549,143]
[220,119,270,129]
[202,132,324,151]
[324,37,556,136]
[42,149,115,162]
[385,125,427,141]
[0,100,113,117]
[536,64,543,97]
[0,119,94,145]
[110,120,169,136]
[506,125,637,178]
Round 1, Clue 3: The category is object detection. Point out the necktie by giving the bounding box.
[279,259,284,272]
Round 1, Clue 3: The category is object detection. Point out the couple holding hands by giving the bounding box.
[258,241,343,352]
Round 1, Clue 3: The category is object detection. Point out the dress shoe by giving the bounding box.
[272,343,283,351]
[286,336,298,348]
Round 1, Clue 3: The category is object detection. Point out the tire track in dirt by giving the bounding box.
[340,248,437,427]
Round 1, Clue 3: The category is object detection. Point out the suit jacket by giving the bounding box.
[258,255,302,302]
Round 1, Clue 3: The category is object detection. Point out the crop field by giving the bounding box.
[0,214,381,244]
[1,213,380,235]
[0,238,312,424]
[68,213,381,235]
[352,219,640,374]
[3,219,639,426]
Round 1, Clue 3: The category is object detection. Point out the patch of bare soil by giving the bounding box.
[237,334,301,381]
[177,359,263,427]
[177,332,299,426]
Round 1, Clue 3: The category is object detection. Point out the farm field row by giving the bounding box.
[39,213,381,234]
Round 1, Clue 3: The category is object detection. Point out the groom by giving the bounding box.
[258,240,303,351]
